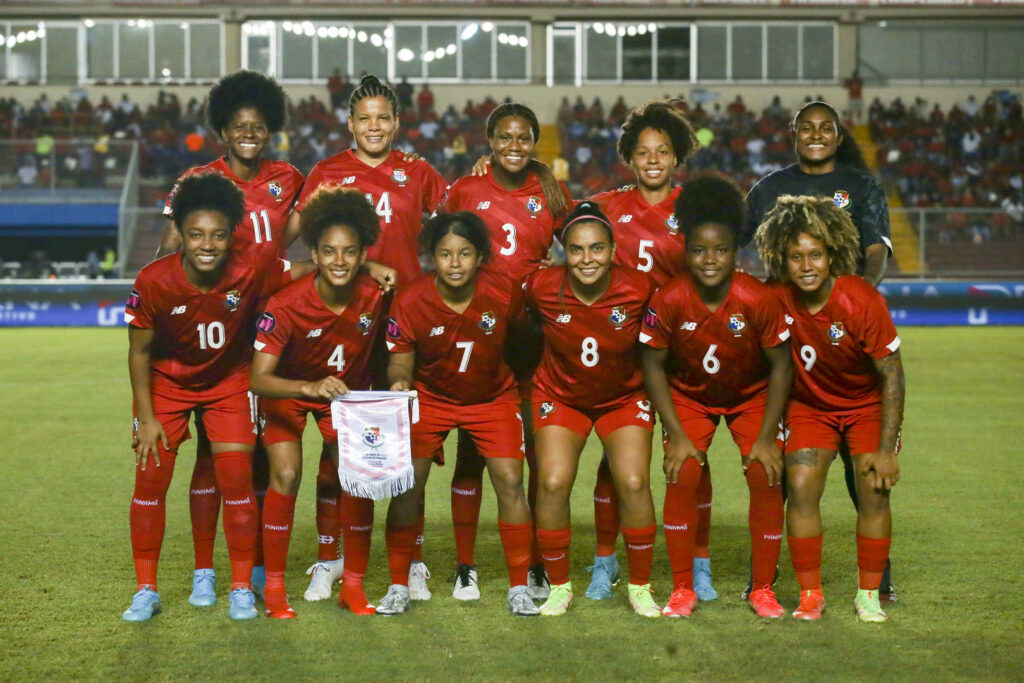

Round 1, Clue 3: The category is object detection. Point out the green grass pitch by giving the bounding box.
[0,327,1021,680]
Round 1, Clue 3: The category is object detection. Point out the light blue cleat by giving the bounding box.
[584,554,620,600]
[122,586,161,622]
[250,566,266,600]
[693,557,718,601]
[189,569,216,607]
[228,588,259,620]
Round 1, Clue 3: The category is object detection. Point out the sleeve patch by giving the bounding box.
[256,312,276,334]
[386,316,402,340]
[643,306,658,329]
[126,288,141,310]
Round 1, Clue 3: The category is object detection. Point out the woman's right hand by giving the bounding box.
[133,417,169,470]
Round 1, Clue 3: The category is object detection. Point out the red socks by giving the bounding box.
[188,452,219,571]
[695,462,712,559]
[498,520,533,587]
[745,461,784,587]
[622,524,656,585]
[385,524,418,586]
[130,446,177,591]
[857,535,891,590]
[536,527,571,585]
[261,488,296,600]
[451,475,483,566]
[213,451,258,591]
[663,458,702,589]
[788,535,823,591]
[593,457,620,557]
[315,448,342,562]
[341,493,374,577]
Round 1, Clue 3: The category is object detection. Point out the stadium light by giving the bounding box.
[282,21,292,31]
[461,23,478,41]
[517,36,528,48]
[593,23,605,35]
[84,19,95,28]
[27,30,37,41]
[370,33,383,47]
[317,27,328,38]
[327,26,338,38]
[648,23,657,32]
[627,25,637,36]
[481,22,494,32]
[179,23,187,30]
[423,51,435,62]
[637,24,647,35]
[397,47,414,62]
[339,27,350,38]
[357,31,368,42]
[161,67,171,77]
[433,46,445,59]
[617,26,626,37]
[498,33,508,45]
[446,43,456,55]
[16,31,26,43]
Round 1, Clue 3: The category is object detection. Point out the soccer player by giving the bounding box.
[288,74,447,602]
[249,187,387,618]
[744,100,898,601]
[437,103,570,601]
[640,173,792,618]
[378,211,538,617]
[158,71,303,606]
[525,202,660,617]
[585,99,719,602]
[122,173,310,622]
[755,195,903,623]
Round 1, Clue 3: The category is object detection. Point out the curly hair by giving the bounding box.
[486,103,569,219]
[617,99,699,165]
[350,74,398,115]
[299,186,380,249]
[207,70,287,135]
[170,172,245,233]
[755,195,861,282]
[421,211,491,264]
[675,171,746,245]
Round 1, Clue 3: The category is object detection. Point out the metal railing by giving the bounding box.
[0,138,139,200]
[117,142,141,277]
[893,207,1024,278]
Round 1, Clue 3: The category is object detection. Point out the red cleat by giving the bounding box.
[748,585,785,619]
[792,589,825,621]
[661,586,698,618]
[339,583,376,615]
[264,588,296,619]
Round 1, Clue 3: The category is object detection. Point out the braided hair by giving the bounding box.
[349,74,398,115]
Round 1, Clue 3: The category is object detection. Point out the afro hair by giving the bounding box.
[170,172,245,233]
[617,99,698,166]
[207,70,287,135]
[299,186,381,250]
[674,172,747,244]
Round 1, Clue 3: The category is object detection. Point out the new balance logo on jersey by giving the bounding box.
[170,305,187,315]
[636,399,651,411]
[307,328,323,338]
[785,314,794,325]
[617,215,633,223]
[341,176,357,185]
[635,411,651,422]
[476,201,491,210]
[680,321,697,331]
[429,326,445,336]
[555,313,572,323]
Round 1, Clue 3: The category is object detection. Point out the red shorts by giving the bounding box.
[783,400,900,455]
[667,392,767,456]
[532,390,654,441]
[413,397,525,462]
[260,396,335,446]
[136,379,257,451]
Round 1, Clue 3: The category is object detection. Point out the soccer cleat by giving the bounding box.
[122,586,161,622]
[228,588,259,620]
[793,589,826,621]
[539,582,573,616]
[740,562,780,601]
[692,557,718,601]
[188,568,216,607]
[375,584,411,616]
[661,586,698,618]
[263,588,296,619]
[408,561,432,601]
[507,585,540,616]
[339,582,376,615]
[748,585,785,619]
[250,566,266,600]
[303,559,344,602]
[584,554,620,600]
[452,563,480,601]
[854,589,889,623]
[528,564,551,600]
[627,583,662,618]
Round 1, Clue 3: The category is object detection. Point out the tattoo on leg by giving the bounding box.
[785,449,818,467]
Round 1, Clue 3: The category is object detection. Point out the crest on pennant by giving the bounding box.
[362,426,386,448]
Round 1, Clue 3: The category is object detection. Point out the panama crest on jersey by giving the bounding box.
[828,321,845,345]
[479,311,497,334]
[526,196,543,216]
[268,180,283,199]
[666,214,679,235]
[224,290,242,311]
[392,168,408,186]
[257,312,276,334]
[608,305,628,329]
[833,190,850,209]
[357,312,373,334]
[362,426,385,448]
[538,401,556,418]
[728,313,746,337]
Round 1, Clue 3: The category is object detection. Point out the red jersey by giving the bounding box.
[297,149,448,284]
[253,271,388,390]
[438,168,571,282]
[386,268,524,405]
[774,276,901,412]
[125,253,292,392]
[526,265,650,410]
[164,157,304,266]
[590,186,684,289]
[640,272,790,408]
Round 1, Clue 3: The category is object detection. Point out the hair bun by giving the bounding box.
[360,74,381,88]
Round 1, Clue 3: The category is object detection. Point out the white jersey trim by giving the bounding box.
[886,335,901,353]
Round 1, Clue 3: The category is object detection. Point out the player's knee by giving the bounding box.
[615,472,650,499]
[538,473,571,502]
[272,467,301,495]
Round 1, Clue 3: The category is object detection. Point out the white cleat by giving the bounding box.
[452,563,480,601]
[408,561,432,601]
[375,584,411,615]
[303,558,344,602]
[507,585,540,616]
[528,565,551,601]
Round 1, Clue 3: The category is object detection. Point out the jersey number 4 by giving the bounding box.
[328,344,346,371]
[366,192,393,224]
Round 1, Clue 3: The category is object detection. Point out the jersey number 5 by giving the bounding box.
[637,240,655,272]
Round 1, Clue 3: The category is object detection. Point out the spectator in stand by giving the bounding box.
[327,68,345,110]
[397,77,415,112]
[417,84,435,114]
[844,69,864,122]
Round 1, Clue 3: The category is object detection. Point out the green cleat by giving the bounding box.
[627,583,661,618]
[854,588,888,623]
[539,581,574,616]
